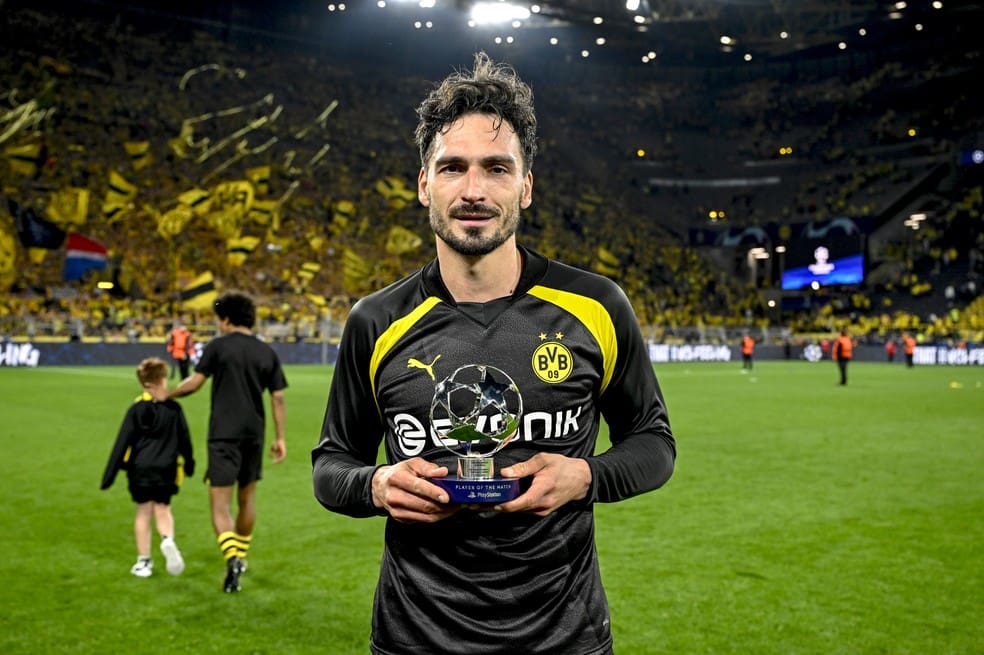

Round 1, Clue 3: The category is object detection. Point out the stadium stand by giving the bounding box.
[0,2,981,350]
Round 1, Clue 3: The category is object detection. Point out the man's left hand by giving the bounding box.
[270,437,286,463]
[495,453,591,516]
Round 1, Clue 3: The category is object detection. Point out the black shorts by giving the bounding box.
[206,439,264,487]
[129,484,176,504]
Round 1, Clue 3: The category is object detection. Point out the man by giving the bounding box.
[169,292,287,593]
[312,53,675,655]
[166,319,193,379]
[902,331,916,367]
[832,328,853,385]
[741,332,755,371]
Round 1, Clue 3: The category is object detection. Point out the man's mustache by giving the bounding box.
[448,203,500,219]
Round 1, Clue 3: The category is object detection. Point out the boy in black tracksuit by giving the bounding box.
[102,357,195,577]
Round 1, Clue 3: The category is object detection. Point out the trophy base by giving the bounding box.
[432,476,521,504]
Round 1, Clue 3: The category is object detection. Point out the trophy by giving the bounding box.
[429,364,524,503]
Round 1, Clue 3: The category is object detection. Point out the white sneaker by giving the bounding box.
[130,558,153,578]
[160,537,185,576]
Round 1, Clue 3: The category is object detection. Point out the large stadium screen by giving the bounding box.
[781,234,865,290]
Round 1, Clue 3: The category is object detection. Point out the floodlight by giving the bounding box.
[470,2,530,25]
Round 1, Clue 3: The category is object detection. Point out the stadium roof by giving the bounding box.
[18,0,984,69]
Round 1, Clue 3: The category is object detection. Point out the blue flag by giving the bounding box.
[8,198,66,249]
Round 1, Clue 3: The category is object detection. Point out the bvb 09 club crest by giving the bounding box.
[532,334,573,384]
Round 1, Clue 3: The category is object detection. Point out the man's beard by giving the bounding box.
[430,201,520,256]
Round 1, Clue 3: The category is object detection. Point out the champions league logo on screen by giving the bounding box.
[782,239,864,290]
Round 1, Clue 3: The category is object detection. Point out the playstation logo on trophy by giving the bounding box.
[429,364,524,503]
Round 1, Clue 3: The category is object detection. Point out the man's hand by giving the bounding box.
[372,458,456,523]
[495,453,592,516]
[270,436,286,463]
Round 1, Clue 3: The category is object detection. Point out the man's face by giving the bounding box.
[418,112,533,256]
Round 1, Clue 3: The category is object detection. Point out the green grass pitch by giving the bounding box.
[0,361,981,654]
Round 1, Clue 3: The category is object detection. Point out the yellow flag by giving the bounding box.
[226,235,260,266]
[385,225,423,255]
[246,165,271,195]
[177,188,212,216]
[157,205,195,239]
[332,199,356,234]
[307,234,325,252]
[592,247,620,277]
[211,181,254,215]
[0,228,17,273]
[46,188,90,226]
[576,193,602,215]
[342,247,372,294]
[248,198,279,227]
[596,246,620,267]
[4,142,42,177]
[124,141,152,171]
[102,200,133,223]
[206,208,241,240]
[180,271,217,310]
[297,261,321,280]
[106,170,138,208]
[374,176,417,209]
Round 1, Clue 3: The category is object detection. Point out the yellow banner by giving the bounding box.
[46,187,90,226]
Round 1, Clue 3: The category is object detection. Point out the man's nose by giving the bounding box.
[461,168,485,203]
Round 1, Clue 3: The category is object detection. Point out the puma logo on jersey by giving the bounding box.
[407,354,441,380]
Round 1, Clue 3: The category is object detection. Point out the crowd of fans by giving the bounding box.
[0,4,981,347]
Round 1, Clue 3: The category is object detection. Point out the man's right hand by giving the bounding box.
[371,458,457,523]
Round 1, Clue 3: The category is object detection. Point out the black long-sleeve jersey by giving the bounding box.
[101,392,194,491]
[312,246,675,655]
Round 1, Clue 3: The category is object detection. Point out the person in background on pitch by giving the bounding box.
[902,331,917,367]
[833,328,853,385]
[168,292,287,593]
[101,357,194,578]
[312,52,675,655]
[166,319,194,380]
[741,332,755,371]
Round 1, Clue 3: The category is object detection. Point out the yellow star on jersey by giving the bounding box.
[554,332,564,340]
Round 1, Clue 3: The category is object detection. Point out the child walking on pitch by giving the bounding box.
[101,357,195,577]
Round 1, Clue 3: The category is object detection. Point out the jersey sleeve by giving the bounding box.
[100,404,138,490]
[312,301,388,518]
[587,282,676,503]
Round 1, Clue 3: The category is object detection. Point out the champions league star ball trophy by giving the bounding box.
[429,364,524,503]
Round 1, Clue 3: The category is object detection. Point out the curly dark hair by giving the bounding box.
[214,292,256,328]
[414,51,538,173]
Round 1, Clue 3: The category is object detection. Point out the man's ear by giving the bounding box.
[418,167,430,207]
[520,170,533,209]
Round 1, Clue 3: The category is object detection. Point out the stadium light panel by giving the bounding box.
[626,0,641,10]
[470,2,530,25]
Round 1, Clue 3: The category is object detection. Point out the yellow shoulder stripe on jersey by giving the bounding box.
[528,285,617,394]
[135,391,152,402]
[369,296,443,413]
